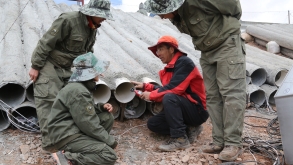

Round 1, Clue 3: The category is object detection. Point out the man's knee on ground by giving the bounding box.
[162,93,177,105]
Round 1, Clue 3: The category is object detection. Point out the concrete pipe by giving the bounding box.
[246,63,267,86]
[149,102,164,116]
[9,101,39,132]
[107,98,120,119]
[246,84,266,106]
[260,84,278,106]
[0,83,26,108]
[0,106,10,132]
[94,80,111,104]
[246,76,251,85]
[281,47,293,59]
[124,96,146,119]
[25,81,34,103]
[114,77,135,103]
[266,68,288,87]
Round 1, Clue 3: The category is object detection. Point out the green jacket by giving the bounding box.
[47,81,115,150]
[31,11,97,70]
[172,0,242,52]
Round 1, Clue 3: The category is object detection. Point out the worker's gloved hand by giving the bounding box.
[110,141,118,149]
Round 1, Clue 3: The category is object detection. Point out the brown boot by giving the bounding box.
[158,135,190,152]
[201,143,224,153]
[219,145,243,161]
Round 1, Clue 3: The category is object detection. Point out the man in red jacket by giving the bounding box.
[132,36,209,151]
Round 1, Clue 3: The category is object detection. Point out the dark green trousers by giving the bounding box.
[34,61,72,150]
[200,34,246,147]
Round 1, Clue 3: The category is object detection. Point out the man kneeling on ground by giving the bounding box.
[47,52,117,165]
[132,35,209,152]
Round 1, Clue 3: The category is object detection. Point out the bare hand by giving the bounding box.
[29,68,39,82]
[131,81,143,89]
[103,103,113,113]
[140,92,150,101]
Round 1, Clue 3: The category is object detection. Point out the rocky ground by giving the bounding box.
[0,106,283,165]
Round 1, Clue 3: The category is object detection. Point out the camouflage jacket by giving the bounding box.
[171,0,242,52]
[31,11,97,70]
[47,81,115,150]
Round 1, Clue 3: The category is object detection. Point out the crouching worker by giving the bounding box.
[47,52,117,165]
[132,36,209,152]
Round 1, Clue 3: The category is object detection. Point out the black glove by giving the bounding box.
[110,141,118,149]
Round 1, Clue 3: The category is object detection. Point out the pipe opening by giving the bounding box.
[150,102,163,115]
[268,90,277,106]
[11,105,39,132]
[275,70,288,86]
[107,98,120,119]
[0,109,10,131]
[250,90,266,106]
[0,83,26,107]
[26,83,34,103]
[250,68,267,86]
[124,96,146,119]
[94,84,111,104]
[114,82,135,103]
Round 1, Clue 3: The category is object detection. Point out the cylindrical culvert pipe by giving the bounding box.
[246,63,267,86]
[260,84,278,106]
[0,83,26,108]
[266,68,288,87]
[0,107,10,132]
[114,77,135,103]
[107,97,120,119]
[94,80,111,104]
[9,101,39,133]
[25,81,34,103]
[246,76,251,85]
[149,102,164,115]
[124,96,146,119]
[246,84,266,106]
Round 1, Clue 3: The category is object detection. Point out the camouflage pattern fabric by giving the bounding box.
[144,0,185,14]
[69,52,110,82]
[80,0,114,20]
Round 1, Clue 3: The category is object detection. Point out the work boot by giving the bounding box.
[219,145,243,161]
[158,135,190,152]
[201,143,224,154]
[186,125,203,144]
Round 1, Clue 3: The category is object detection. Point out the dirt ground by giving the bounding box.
[0,106,282,165]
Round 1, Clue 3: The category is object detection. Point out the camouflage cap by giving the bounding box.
[144,0,185,14]
[69,52,110,82]
[79,0,114,20]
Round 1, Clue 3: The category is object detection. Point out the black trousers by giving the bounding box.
[147,93,209,138]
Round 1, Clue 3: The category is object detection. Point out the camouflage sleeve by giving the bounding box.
[70,92,115,146]
[205,0,242,20]
[31,15,71,70]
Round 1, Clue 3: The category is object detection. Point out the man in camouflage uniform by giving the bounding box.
[47,52,117,165]
[29,0,113,151]
[144,0,246,161]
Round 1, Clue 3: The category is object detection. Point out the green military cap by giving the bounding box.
[144,0,185,14]
[69,52,110,82]
[79,0,114,20]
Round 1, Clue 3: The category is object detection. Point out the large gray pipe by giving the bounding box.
[0,106,10,132]
[0,83,26,108]
[25,81,34,103]
[260,84,278,106]
[246,63,267,86]
[9,101,39,132]
[246,84,266,106]
[124,96,146,119]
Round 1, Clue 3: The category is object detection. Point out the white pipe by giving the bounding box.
[260,84,278,106]
[114,77,135,103]
[246,84,266,106]
[124,96,146,119]
[107,98,120,119]
[93,80,111,104]
[0,83,26,108]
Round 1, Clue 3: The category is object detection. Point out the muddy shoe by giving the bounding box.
[201,143,224,153]
[158,135,190,152]
[219,145,243,161]
[186,125,203,144]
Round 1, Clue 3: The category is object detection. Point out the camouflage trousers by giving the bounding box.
[34,61,72,150]
[200,34,246,147]
[59,112,117,165]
